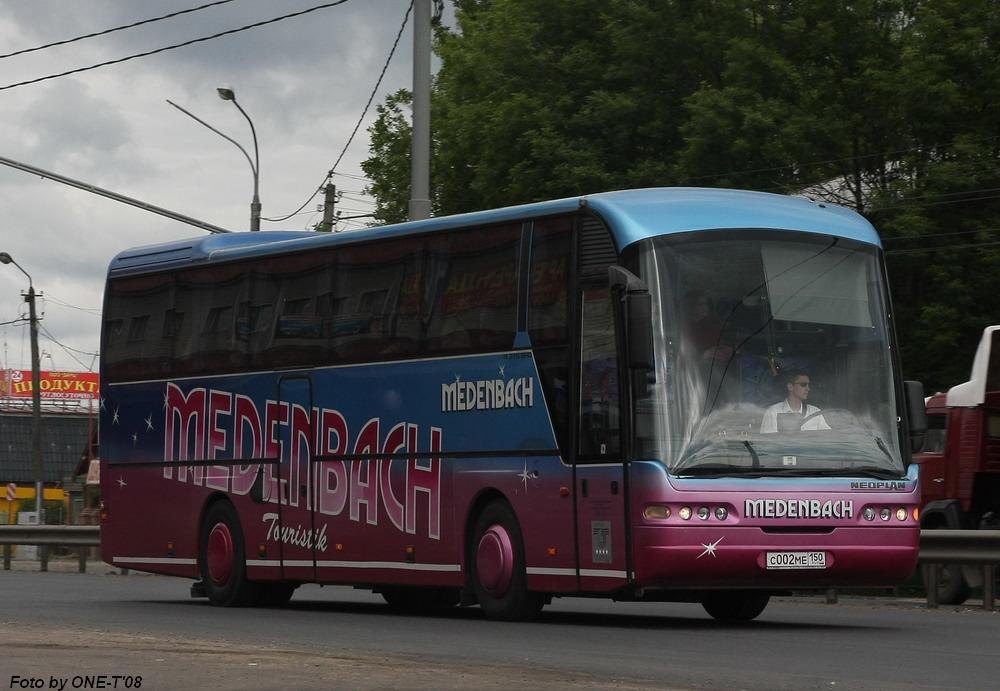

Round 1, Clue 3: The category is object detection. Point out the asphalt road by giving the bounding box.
[2,567,998,690]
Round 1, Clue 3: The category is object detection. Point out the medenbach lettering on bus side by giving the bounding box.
[441,376,533,412]
[162,383,442,539]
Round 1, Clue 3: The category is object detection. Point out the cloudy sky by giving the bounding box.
[0,0,442,373]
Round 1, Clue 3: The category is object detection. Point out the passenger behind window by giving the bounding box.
[683,290,733,365]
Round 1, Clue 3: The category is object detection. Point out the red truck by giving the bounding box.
[914,325,1000,603]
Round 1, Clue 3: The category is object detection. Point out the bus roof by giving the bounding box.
[108,187,881,277]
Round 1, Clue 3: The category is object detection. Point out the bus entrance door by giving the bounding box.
[574,285,628,592]
[276,375,316,582]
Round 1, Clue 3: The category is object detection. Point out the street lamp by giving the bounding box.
[166,85,261,231]
[0,252,44,527]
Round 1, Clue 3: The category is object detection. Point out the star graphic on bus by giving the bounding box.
[516,462,537,492]
[117,477,127,489]
[498,363,506,378]
[112,407,120,425]
[145,414,154,431]
[697,537,724,559]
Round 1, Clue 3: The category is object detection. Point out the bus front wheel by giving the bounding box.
[470,501,544,621]
[701,591,770,622]
[199,501,260,607]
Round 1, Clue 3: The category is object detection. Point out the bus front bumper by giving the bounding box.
[632,525,919,589]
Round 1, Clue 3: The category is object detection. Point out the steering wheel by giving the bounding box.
[799,408,860,430]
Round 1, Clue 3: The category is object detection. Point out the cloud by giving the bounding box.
[0,0,432,372]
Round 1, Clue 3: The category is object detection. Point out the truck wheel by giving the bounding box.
[200,501,260,607]
[933,563,970,605]
[701,592,770,622]
[470,501,544,621]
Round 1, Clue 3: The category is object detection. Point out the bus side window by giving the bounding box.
[579,286,620,458]
[423,224,520,354]
[528,217,572,450]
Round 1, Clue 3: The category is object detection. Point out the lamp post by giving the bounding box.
[0,252,44,527]
[217,86,261,232]
[166,85,261,231]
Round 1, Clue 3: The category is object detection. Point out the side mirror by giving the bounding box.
[608,266,654,370]
[904,380,927,452]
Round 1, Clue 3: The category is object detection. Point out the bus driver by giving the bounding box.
[760,370,831,433]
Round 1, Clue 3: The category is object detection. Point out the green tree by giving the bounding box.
[869,0,1000,390]
[361,89,414,225]
[361,0,1000,390]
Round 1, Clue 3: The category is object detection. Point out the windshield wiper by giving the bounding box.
[743,440,760,469]
[675,464,903,480]
[676,464,769,478]
[873,436,896,464]
[799,466,904,480]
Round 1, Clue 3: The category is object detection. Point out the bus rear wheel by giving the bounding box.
[701,592,770,622]
[470,501,544,621]
[199,501,260,607]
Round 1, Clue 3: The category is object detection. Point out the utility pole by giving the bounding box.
[26,284,43,529]
[409,0,432,221]
[319,183,337,232]
[0,252,44,530]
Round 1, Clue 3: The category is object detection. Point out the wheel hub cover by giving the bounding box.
[476,524,514,597]
[206,522,234,586]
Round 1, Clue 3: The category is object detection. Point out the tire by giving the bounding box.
[380,586,460,613]
[470,500,544,621]
[932,563,971,605]
[701,592,770,622]
[199,501,260,607]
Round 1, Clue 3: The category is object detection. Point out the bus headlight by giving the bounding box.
[697,506,710,520]
[896,508,908,521]
[863,507,876,521]
[679,506,692,520]
[715,507,728,521]
[880,507,891,521]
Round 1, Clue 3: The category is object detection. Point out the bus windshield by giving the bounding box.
[632,230,905,478]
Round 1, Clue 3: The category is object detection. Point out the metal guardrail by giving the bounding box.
[0,525,100,573]
[918,529,1000,610]
[1,526,999,608]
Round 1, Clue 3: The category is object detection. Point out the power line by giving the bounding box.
[870,192,1000,212]
[332,171,372,182]
[43,293,101,316]
[38,324,97,372]
[886,239,1000,256]
[883,228,1000,243]
[0,0,239,60]
[677,135,1000,186]
[0,0,354,92]
[264,1,412,223]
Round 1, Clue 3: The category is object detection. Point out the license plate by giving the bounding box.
[765,551,827,570]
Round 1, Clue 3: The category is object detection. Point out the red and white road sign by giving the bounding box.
[5,483,15,502]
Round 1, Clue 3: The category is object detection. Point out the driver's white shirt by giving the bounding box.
[760,400,831,433]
